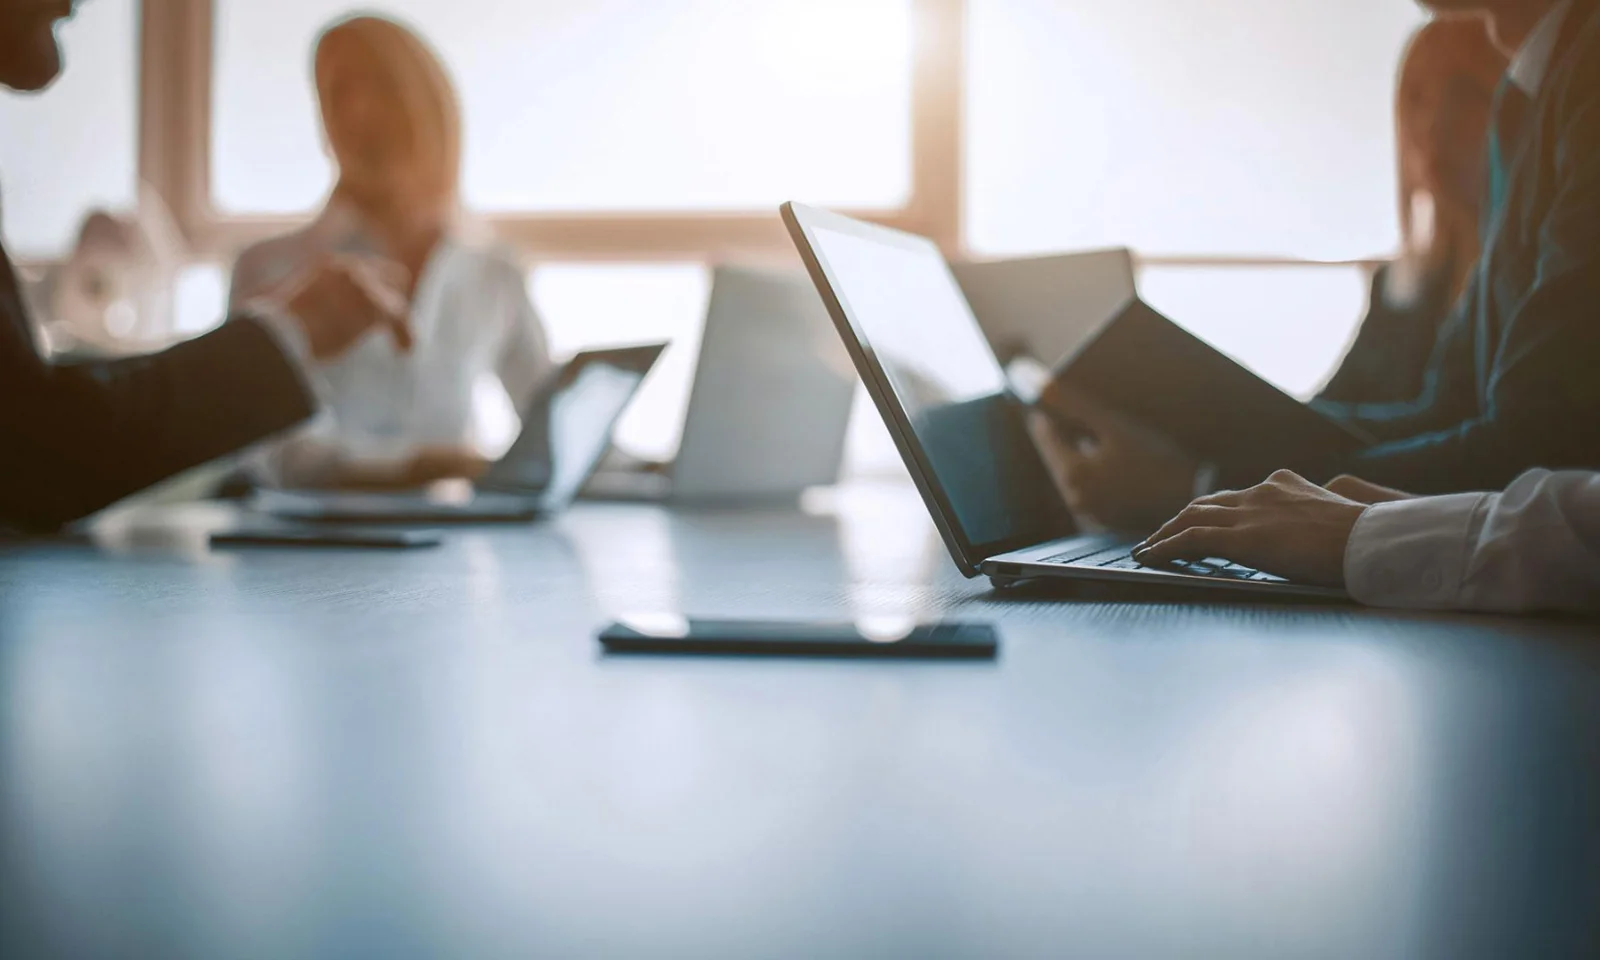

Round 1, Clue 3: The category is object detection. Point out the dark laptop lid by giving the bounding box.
[781,203,1075,578]
[481,342,668,509]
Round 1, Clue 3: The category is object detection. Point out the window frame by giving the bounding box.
[138,0,967,263]
[136,0,1388,278]
[4,2,1381,286]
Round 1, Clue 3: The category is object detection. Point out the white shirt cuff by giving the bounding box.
[1193,462,1219,498]
[1342,492,1493,608]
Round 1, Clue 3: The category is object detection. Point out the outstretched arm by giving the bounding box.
[1,248,411,529]
[0,314,315,530]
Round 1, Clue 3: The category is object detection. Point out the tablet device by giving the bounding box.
[598,616,999,659]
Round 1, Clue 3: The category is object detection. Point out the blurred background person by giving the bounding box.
[230,14,553,490]
[24,185,185,358]
[1317,17,1507,406]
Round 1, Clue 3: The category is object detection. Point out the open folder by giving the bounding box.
[953,251,1371,476]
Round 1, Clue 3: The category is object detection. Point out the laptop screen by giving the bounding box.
[483,343,665,508]
[792,209,1074,569]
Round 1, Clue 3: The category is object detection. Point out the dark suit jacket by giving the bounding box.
[0,242,314,531]
[1226,0,1600,494]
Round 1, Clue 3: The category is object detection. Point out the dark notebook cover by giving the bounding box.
[1054,297,1372,471]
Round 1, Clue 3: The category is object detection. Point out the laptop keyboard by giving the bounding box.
[1038,545,1286,583]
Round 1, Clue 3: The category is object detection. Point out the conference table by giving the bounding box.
[2,484,1596,960]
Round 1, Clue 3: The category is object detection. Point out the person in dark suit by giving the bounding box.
[0,0,412,531]
[1036,0,1600,531]
[1316,17,1506,406]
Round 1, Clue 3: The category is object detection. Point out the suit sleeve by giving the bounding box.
[1315,299,1481,445]
[1315,75,1600,494]
[1314,264,1455,411]
[1313,267,1392,406]
[0,315,315,531]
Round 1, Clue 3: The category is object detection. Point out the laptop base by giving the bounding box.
[984,536,1348,601]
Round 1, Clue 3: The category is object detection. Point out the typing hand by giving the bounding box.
[260,254,413,362]
[1132,470,1368,587]
[1029,380,1200,532]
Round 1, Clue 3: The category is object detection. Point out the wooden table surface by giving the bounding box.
[2,486,1596,960]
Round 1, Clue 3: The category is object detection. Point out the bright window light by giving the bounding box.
[966,0,1425,259]
[213,0,913,215]
[0,0,137,258]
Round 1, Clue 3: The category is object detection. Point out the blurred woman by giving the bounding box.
[1316,17,1506,406]
[230,14,551,488]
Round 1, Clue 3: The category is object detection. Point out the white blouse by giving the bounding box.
[230,207,552,484]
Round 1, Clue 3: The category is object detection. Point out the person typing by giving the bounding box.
[1035,0,1600,531]
[1132,469,1600,614]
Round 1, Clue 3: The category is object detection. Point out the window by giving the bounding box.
[212,0,915,216]
[31,1,1419,462]
[965,0,1420,398]
[172,263,229,337]
[1139,264,1371,400]
[965,0,1424,259]
[0,0,138,258]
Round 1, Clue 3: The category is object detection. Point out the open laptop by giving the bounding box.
[588,265,856,504]
[257,342,667,524]
[673,265,855,502]
[781,202,1345,600]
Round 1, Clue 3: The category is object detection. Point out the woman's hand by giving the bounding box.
[1028,381,1200,532]
[322,447,491,491]
[404,446,492,485]
[1132,470,1372,587]
[255,253,413,361]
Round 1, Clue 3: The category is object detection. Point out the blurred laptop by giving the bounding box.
[590,265,856,504]
[782,202,1344,600]
[257,343,667,524]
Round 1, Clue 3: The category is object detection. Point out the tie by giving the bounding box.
[1487,75,1533,217]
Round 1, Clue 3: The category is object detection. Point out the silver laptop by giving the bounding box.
[257,343,667,524]
[781,202,1344,600]
[591,265,855,504]
[672,265,855,502]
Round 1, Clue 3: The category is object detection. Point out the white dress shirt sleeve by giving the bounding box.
[233,305,353,487]
[491,256,555,409]
[1344,469,1600,613]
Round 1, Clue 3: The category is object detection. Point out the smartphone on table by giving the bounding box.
[209,528,443,550]
[598,616,999,659]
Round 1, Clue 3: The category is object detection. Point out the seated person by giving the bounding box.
[1038,0,1600,531]
[1317,17,1505,406]
[0,0,408,532]
[230,14,552,490]
[1130,468,1600,614]
[24,186,187,358]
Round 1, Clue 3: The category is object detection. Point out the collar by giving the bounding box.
[1508,0,1572,94]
